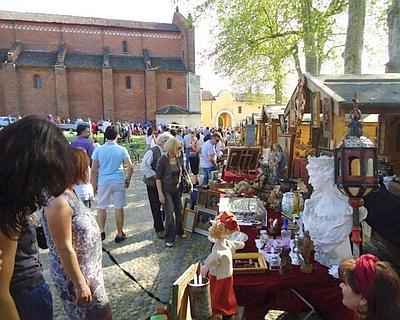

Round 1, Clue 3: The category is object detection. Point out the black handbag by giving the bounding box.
[36,225,48,250]
[180,169,193,193]
[35,208,48,250]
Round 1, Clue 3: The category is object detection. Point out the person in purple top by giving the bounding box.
[71,124,94,158]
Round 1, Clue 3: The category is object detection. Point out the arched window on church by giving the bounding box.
[122,41,128,53]
[34,74,41,89]
[167,78,172,90]
[126,76,132,89]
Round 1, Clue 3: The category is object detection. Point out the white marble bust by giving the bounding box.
[302,156,363,268]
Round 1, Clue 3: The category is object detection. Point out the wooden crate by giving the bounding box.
[233,252,268,274]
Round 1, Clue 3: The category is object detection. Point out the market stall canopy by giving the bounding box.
[294,73,400,115]
[262,104,286,120]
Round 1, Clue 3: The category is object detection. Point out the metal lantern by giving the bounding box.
[334,94,379,257]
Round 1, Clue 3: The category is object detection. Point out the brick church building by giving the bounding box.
[0,8,201,124]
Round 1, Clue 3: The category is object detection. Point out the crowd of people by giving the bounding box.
[0,116,399,320]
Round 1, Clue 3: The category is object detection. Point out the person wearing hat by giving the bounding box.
[339,254,400,319]
[200,212,245,317]
[71,123,94,158]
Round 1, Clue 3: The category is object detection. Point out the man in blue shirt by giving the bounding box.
[71,124,94,158]
[201,132,221,185]
[91,126,133,243]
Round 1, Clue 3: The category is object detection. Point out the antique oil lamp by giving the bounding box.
[334,94,379,257]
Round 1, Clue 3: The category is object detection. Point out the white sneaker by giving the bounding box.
[165,242,174,247]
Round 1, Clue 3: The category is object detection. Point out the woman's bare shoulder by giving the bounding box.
[45,194,70,214]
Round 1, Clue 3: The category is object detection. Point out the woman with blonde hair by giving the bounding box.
[339,254,400,320]
[156,138,186,247]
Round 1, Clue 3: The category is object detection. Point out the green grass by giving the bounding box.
[65,132,146,159]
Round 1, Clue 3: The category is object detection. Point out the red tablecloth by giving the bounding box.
[223,170,258,183]
[234,264,353,320]
[234,205,353,320]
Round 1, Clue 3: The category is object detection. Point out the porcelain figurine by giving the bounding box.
[200,212,245,317]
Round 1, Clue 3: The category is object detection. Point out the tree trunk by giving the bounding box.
[387,0,400,72]
[292,44,303,76]
[343,0,366,74]
[302,0,319,75]
[274,79,283,104]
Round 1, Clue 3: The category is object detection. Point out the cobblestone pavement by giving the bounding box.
[39,166,316,320]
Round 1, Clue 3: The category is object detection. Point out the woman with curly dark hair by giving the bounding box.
[0,116,74,320]
[339,254,400,320]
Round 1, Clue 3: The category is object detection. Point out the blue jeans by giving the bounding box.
[202,167,216,185]
[12,282,53,320]
[163,192,183,243]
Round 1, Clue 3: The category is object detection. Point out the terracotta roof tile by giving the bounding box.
[0,10,180,32]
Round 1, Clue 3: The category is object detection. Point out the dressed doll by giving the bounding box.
[200,212,245,317]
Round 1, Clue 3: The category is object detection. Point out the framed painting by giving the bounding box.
[183,197,193,210]
[276,133,295,178]
[206,190,220,211]
[322,96,333,139]
[183,208,197,233]
[311,91,321,128]
[196,189,207,207]
[194,207,217,236]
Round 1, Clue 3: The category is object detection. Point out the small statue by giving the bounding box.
[299,231,314,274]
[200,212,245,317]
[256,160,270,190]
[267,185,281,208]
[279,247,292,275]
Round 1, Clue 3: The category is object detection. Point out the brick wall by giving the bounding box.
[18,67,57,116]
[15,22,61,51]
[142,37,181,57]
[103,34,143,55]
[0,22,182,56]
[0,15,193,121]
[67,69,103,119]
[156,72,187,109]
[0,23,16,49]
[113,71,145,121]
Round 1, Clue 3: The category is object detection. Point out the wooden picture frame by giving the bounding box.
[226,147,261,173]
[183,197,193,210]
[171,262,200,320]
[226,148,242,171]
[183,208,197,232]
[276,133,295,178]
[205,190,220,211]
[322,96,333,139]
[194,207,217,236]
[311,91,321,128]
[232,252,268,274]
[196,189,207,207]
